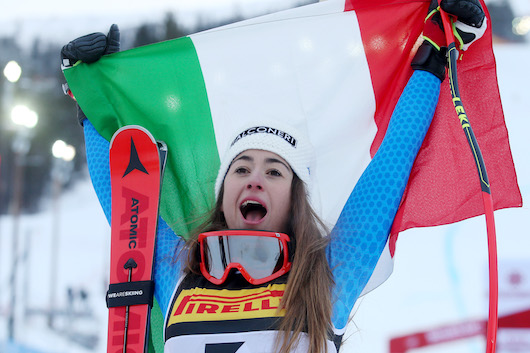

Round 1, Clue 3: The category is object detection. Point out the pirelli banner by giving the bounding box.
[167,284,286,326]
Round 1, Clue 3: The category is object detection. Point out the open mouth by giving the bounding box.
[240,200,267,222]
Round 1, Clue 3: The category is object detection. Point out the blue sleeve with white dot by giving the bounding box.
[83,120,182,316]
[328,70,441,329]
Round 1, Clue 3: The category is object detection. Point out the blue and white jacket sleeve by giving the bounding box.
[327,70,442,330]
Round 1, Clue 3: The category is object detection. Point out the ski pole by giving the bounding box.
[438,3,498,353]
[123,258,138,353]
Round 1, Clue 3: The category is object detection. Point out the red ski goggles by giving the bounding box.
[198,230,292,285]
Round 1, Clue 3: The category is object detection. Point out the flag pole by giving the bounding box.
[438,4,498,353]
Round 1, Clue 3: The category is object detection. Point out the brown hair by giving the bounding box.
[183,174,334,353]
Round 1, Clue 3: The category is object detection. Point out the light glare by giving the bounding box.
[11,105,38,128]
[3,60,22,83]
[52,140,76,161]
[52,140,67,159]
[63,145,76,161]
[513,16,530,36]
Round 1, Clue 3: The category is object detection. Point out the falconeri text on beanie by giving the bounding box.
[215,122,315,199]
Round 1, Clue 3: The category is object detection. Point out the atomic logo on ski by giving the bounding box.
[123,137,149,177]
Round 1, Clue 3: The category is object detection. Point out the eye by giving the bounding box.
[267,169,282,177]
[234,166,249,174]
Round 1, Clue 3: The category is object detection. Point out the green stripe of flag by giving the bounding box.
[64,37,219,238]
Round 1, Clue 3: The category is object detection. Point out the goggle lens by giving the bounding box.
[199,230,291,285]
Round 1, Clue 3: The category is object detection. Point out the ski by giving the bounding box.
[107,125,166,353]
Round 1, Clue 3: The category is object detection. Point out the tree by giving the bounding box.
[133,24,161,48]
[164,12,187,40]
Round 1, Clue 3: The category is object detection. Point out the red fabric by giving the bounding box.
[345,0,522,235]
[351,0,426,155]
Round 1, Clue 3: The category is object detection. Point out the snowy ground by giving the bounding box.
[0,43,529,353]
[0,176,111,353]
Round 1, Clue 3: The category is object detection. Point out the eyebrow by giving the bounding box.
[233,155,292,172]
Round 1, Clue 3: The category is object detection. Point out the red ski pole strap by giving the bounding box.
[106,280,155,308]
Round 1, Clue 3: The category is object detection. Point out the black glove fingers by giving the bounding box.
[441,0,485,27]
[76,34,108,63]
[61,24,121,66]
[62,32,108,64]
[105,24,121,55]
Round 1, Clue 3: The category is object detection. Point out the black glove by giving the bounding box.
[411,0,487,80]
[433,0,487,51]
[440,0,485,28]
[61,24,120,125]
[61,24,120,68]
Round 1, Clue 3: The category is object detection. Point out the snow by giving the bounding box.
[0,176,110,353]
[1,42,529,353]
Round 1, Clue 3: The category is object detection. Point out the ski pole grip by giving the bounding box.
[438,1,456,47]
[106,280,155,308]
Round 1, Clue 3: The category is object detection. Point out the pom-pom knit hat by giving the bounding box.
[214,122,315,200]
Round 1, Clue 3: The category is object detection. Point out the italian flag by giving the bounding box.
[64,0,521,351]
[64,0,520,240]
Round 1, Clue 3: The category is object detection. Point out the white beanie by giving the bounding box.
[215,122,315,199]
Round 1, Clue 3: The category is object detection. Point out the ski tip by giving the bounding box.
[110,125,158,147]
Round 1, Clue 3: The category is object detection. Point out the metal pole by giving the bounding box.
[7,149,23,342]
[48,161,62,329]
[23,228,31,321]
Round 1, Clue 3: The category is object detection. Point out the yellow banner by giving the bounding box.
[167,284,286,326]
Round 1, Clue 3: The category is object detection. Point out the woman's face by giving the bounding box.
[222,149,293,233]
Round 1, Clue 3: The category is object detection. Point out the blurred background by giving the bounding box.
[0,0,528,352]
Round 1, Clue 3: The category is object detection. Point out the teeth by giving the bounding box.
[240,200,267,221]
[242,200,262,208]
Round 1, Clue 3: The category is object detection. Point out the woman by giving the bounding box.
[166,124,335,352]
[62,0,487,351]
[162,2,487,350]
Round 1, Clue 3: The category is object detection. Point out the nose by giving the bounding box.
[247,182,263,190]
[246,173,263,190]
